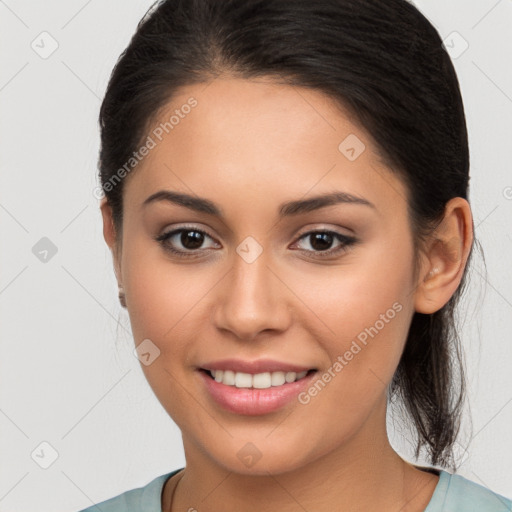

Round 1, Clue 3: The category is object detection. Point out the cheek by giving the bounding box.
[288,239,413,340]
[286,243,414,409]
[120,240,216,421]
[120,231,214,343]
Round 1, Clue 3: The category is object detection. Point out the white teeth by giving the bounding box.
[271,371,285,386]
[253,372,272,389]
[209,369,310,388]
[285,371,296,383]
[223,370,235,385]
[235,372,253,388]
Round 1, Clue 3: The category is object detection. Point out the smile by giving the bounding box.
[204,369,314,389]
[198,367,318,415]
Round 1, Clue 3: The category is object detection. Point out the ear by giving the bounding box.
[414,197,474,314]
[100,197,123,287]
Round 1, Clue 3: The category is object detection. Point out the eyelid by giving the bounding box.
[156,224,353,243]
[157,222,215,237]
[293,223,355,239]
[156,224,219,245]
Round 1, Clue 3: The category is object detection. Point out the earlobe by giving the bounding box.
[414,197,473,314]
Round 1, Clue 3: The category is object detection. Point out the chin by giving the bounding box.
[200,433,324,478]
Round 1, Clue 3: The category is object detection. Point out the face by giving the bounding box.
[106,77,422,476]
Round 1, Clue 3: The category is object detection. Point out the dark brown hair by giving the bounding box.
[98,0,476,469]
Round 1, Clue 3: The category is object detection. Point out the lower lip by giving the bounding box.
[198,369,317,415]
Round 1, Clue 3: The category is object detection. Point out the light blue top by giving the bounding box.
[77,467,512,511]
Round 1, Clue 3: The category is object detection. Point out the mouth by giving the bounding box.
[199,368,318,389]
[198,366,319,415]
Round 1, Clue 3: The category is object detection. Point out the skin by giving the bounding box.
[101,77,473,511]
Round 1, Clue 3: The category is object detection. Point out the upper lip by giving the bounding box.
[199,358,316,374]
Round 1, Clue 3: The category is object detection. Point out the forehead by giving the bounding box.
[124,77,408,220]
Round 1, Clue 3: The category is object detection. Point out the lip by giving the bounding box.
[198,368,318,415]
[199,358,315,374]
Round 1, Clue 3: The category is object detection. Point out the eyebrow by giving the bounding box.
[142,189,375,218]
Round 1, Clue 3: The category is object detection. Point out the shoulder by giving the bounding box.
[77,469,183,512]
[426,470,512,511]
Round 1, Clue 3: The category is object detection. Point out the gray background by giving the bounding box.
[0,1,511,510]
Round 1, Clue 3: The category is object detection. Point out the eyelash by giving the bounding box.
[154,225,357,260]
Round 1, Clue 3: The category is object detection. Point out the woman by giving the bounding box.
[80,0,512,510]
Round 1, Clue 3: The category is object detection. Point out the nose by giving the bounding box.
[212,249,292,341]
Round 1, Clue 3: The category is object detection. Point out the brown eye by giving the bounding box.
[177,230,205,250]
[308,232,335,251]
[292,230,357,258]
[155,227,220,257]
